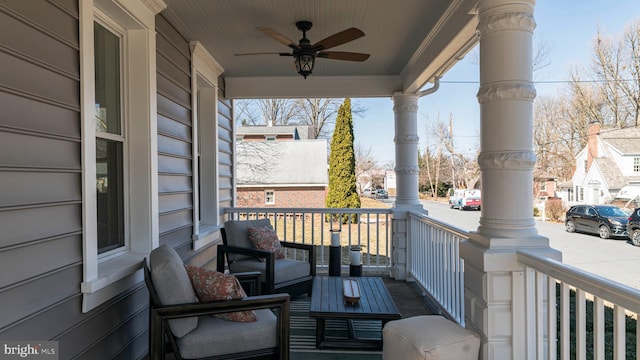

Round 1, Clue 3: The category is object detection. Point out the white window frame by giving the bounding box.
[540,181,546,191]
[265,190,275,205]
[190,42,224,250]
[94,15,129,260]
[79,0,163,312]
[634,157,640,173]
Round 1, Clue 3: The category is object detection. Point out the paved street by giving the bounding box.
[420,200,640,290]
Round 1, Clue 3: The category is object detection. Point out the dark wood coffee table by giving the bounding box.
[309,276,401,349]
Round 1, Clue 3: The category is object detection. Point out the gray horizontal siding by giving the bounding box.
[0,203,81,248]
[218,92,234,216]
[1,265,82,329]
[0,2,148,359]
[0,131,80,169]
[156,15,194,247]
[0,91,80,137]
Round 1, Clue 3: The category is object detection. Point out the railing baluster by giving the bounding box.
[613,305,626,360]
[547,277,557,360]
[561,282,570,360]
[593,297,604,360]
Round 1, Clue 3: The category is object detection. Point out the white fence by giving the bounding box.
[407,211,467,326]
[226,207,640,359]
[518,250,640,360]
[224,207,393,269]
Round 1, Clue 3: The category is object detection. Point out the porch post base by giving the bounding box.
[460,233,561,360]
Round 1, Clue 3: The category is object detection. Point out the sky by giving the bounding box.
[352,0,640,166]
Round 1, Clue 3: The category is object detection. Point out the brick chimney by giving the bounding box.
[586,121,601,170]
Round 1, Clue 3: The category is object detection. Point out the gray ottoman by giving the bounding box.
[383,315,481,360]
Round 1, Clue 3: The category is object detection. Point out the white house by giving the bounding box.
[569,122,640,206]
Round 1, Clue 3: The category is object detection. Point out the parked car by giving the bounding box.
[565,205,629,239]
[362,188,377,198]
[448,189,481,210]
[627,208,640,246]
[376,189,388,199]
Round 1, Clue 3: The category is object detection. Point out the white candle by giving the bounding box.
[350,248,361,265]
[331,231,340,247]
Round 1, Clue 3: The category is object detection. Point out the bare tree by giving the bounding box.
[591,21,640,127]
[294,98,367,139]
[420,115,448,197]
[533,95,584,181]
[236,98,367,139]
[235,98,298,126]
[354,143,378,193]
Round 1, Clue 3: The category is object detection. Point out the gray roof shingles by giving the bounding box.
[236,140,328,185]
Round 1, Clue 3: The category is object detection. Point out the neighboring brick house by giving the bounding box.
[533,170,558,201]
[236,125,328,208]
[565,123,640,207]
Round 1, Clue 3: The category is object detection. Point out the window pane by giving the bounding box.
[96,139,124,253]
[94,22,121,135]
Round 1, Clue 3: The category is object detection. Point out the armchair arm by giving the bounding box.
[217,245,276,294]
[281,242,316,277]
[153,293,289,319]
[150,293,290,360]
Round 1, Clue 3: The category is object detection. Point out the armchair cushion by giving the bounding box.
[248,226,285,260]
[177,309,277,359]
[149,245,198,338]
[185,265,257,322]
[229,258,311,284]
[223,219,272,262]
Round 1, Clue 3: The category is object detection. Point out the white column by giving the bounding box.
[460,1,561,359]
[390,92,425,281]
[392,93,424,211]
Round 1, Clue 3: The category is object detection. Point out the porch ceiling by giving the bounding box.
[160,0,480,99]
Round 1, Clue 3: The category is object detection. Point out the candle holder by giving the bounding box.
[349,246,362,277]
[329,230,341,276]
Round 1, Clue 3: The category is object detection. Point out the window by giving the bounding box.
[584,160,588,173]
[80,0,163,312]
[540,181,546,191]
[567,188,573,202]
[265,190,275,205]
[634,157,640,173]
[94,22,125,255]
[190,42,224,250]
[265,135,276,141]
[579,187,584,201]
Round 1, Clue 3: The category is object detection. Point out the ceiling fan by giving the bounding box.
[235,21,370,79]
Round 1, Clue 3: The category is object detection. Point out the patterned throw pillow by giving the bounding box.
[247,226,285,259]
[184,265,257,322]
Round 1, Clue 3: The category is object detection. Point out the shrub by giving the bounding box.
[546,199,564,222]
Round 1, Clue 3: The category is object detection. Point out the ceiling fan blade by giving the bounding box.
[256,27,301,50]
[313,28,365,51]
[234,52,292,56]
[317,51,370,61]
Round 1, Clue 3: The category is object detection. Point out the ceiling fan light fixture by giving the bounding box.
[295,53,315,79]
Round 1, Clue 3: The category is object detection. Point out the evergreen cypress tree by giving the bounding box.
[326,98,360,223]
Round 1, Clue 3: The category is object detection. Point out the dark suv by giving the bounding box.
[627,208,640,246]
[565,205,629,239]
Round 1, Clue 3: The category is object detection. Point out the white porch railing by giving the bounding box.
[224,207,393,269]
[225,206,640,359]
[407,210,467,326]
[518,250,640,360]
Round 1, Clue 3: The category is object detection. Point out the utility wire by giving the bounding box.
[440,79,639,84]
